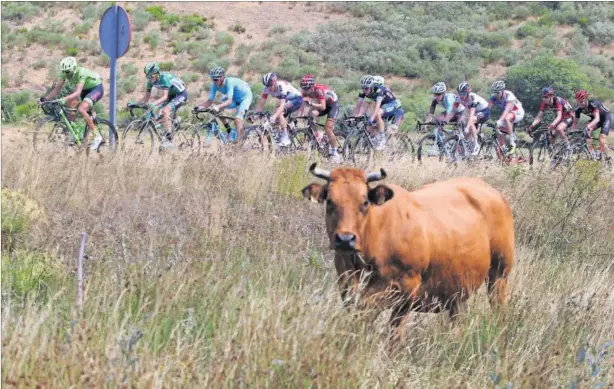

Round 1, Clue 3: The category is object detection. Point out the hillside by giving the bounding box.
[2,2,614,127]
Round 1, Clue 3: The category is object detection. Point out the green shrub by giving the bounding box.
[74,20,93,36]
[159,61,174,71]
[586,22,614,45]
[66,46,78,56]
[160,15,180,31]
[79,2,112,20]
[1,91,37,123]
[121,62,139,77]
[229,23,246,34]
[180,14,206,33]
[1,2,39,23]
[215,31,234,47]
[191,52,218,73]
[143,30,160,50]
[505,55,591,111]
[131,9,151,31]
[118,75,138,98]
[234,43,251,66]
[1,250,62,305]
[215,43,231,57]
[144,5,166,21]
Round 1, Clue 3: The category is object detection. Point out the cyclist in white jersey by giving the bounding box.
[455,82,490,155]
[488,80,525,156]
[255,72,303,146]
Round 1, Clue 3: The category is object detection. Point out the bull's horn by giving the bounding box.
[309,162,331,181]
[366,168,387,183]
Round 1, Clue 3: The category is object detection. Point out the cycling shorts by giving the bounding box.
[162,90,188,112]
[223,90,254,120]
[80,83,104,106]
[283,96,303,117]
[317,100,340,121]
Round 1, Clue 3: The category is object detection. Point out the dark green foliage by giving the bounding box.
[1,90,37,123]
[180,14,209,33]
[159,62,174,71]
[1,2,39,23]
[505,55,590,111]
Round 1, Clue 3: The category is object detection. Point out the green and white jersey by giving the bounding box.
[60,67,103,90]
[146,72,186,98]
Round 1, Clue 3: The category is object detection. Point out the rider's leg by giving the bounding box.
[78,85,104,146]
[160,105,173,141]
[556,119,570,148]
[67,97,80,122]
[600,116,611,159]
[235,92,253,141]
[392,107,404,132]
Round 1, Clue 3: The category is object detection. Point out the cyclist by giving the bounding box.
[425,82,465,125]
[254,72,302,147]
[425,82,465,149]
[488,80,525,157]
[352,75,404,150]
[454,82,490,155]
[132,62,188,148]
[40,56,104,150]
[298,74,342,163]
[194,67,253,142]
[526,87,575,150]
[572,89,612,162]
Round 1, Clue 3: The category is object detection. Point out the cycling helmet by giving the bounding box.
[60,57,78,74]
[575,90,589,100]
[262,72,278,87]
[491,80,506,93]
[144,62,160,76]
[300,74,315,90]
[360,75,375,89]
[457,82,471,94]
[431,82,446,94]
[210,66,226,79]
[373,75,385,86]
[541,87,554,97]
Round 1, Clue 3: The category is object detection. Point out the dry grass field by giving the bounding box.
[2,129,614,388]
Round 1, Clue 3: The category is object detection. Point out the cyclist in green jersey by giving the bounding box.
[132,62,188,148]
[41,57,104,149]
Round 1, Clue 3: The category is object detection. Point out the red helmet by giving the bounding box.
[575,90,589,100]
[300,74,315,90]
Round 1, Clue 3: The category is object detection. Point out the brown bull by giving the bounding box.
[301,163,514,338]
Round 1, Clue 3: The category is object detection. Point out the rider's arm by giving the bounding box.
[588,108,600,130]
[550,104,563,128]
[310,95,326,111]
[425,99,437,122]
[255,93,268,112]
[61,82,85,102]
[150,89,169,108]
[271,98,286,121]
[530,110,544,128]
[500,101,514,121]
[43,79,65,100]
[352,98,364,116]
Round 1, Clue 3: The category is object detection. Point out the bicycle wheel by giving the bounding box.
[174,122,201,157]
[416,134,441,163]
[33,116,68,152]
[385,132,414,163]
[89,118,119,155]
[243,125,275,154]
[477,139,503,165]
[528,139,552,166]
[441,136,464,164]
[121,119,154,156]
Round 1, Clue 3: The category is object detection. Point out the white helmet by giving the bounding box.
[209,66,226,79]
[373,75,385,86]
[360,75,374,89]
[60,56,78,74]
[431,82,446,94]
[491,80,505,93]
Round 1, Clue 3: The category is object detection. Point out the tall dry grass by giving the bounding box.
[2,143,614,388]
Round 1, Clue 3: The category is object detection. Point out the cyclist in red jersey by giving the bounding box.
[527,87,575,149]
[298,74,342,163]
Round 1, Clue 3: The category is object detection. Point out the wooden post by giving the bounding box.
[77,232,87,313]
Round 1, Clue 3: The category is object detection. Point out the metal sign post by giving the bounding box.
[99,5,132,148]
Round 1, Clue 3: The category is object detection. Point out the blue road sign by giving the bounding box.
[99,5,132,147]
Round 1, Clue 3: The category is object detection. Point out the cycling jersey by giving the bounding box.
[261,80,301,101]
[146,72,186,98]
[302,84,338,106]
[358,85,397,105]
[60,67,102,90]
[455,93,488,112]
[489,90,523,112]
[575,99,611,123]
[540,96,574,119]
[430,93,464,114]
[209,76,252,103]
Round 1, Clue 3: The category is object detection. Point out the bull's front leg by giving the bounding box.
[334,252,359,306]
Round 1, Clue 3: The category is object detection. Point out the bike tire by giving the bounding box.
[441,136,464,164]
[91,118,119,154]
[174,122,202,157]
[416,134,441,163]
[385,132,415,163]
[121,119,154,156]
[33,116,66,152]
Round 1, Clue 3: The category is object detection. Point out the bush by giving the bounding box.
[229,23,246,34]
[74,20,93,36]
[1,91,37,123]
[131,9,151,31]
[121,62,139,77]
[180,14,206,33]
[586,22,614,45]
[144,5,166,21]
[143,30,160,50]
[215,31,234,47]
[1,2,39,23]
[504,55,591,111]
[159,61,174,71]
[160,15,180,31]
[66,46,78,56]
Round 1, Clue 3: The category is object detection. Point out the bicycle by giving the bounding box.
[550,129,613,168]
[34,99,118,154]
[476,123,529,166]
[122,103,200,156]
[289,115,348,162]
[416,120,460,163]
[439,121,487,164]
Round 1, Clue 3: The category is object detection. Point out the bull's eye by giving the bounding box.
[361,200,369,213]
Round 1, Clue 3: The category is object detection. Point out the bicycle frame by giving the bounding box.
[193,109,237,146]
[41,101,90,146]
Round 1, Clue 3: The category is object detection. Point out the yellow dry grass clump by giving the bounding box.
[1,143,614,388]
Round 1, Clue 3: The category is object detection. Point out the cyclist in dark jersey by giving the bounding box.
[527,87,576,149]
[572,90,611,162]
[352,75,404,150]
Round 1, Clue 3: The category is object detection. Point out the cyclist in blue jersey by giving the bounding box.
[425,82,465,125]
[194,66,253,141]
[352,75,404,150]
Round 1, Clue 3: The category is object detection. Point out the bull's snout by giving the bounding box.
[334,233,357,250]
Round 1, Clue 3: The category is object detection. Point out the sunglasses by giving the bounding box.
[212,77,222,82]
[459,91,469,97]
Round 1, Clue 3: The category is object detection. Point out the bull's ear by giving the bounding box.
[368,185,394,205]
[301,183,327,204]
